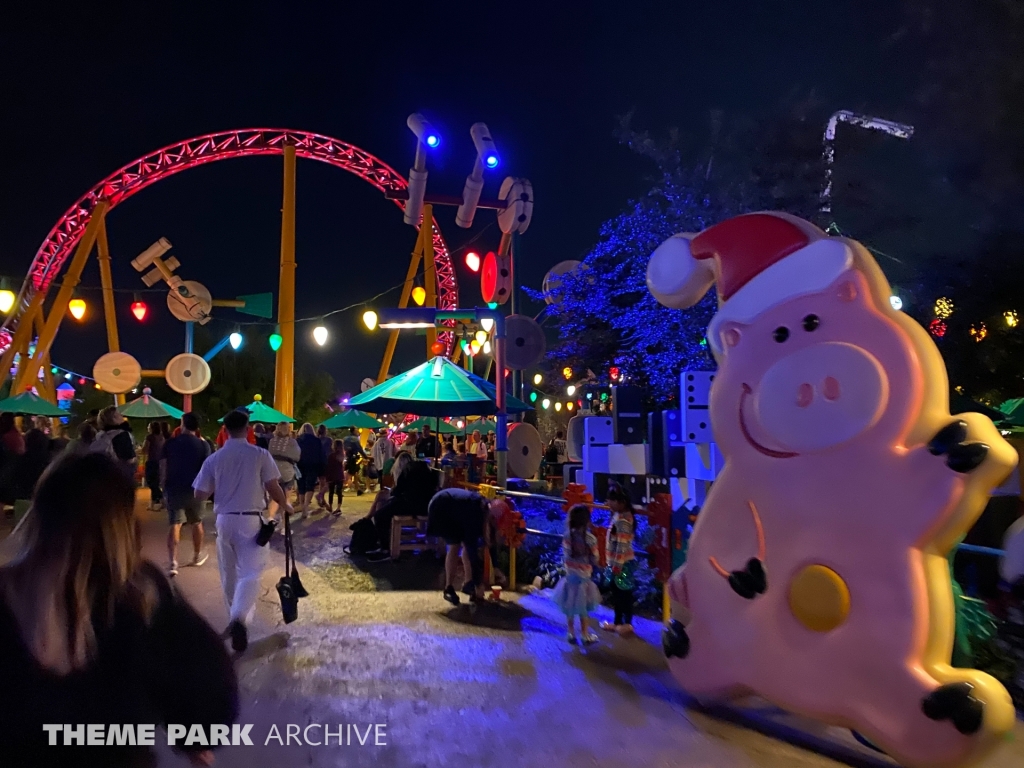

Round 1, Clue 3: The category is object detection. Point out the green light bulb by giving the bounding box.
[269,333,283,352]
[487,302,498,310]
[529,391,538,402]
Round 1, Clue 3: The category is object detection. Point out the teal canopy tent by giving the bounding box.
[347,356,531,417]
[400,417,460,434]
[319,410,385,430]
[118,389,184,420]
[0,391,66,417]
[998,397,1024,426]
[461,418,497,435]
[219,396,295,424]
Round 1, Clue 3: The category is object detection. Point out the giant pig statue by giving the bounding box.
[647,212,1016,768]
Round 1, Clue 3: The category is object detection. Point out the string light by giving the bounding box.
[529,391,538,402]
[541,398,551,410]
[929,318,947,338]
[566,401,574,411]
[229,331,243,350]
[465,252,481,272]
[533,373,543,385]
[969,323,987,342]
[313,323,328,346]
[0,288,15,314]
[482,340,491,354]
[934,297,954,319]
[475,330,488,345]
[131,295,148,321]
[411,286,426,306]
[363,310,378,330]
[481,317,494,332]
[555,402,562,412]
[269,330,283,352]
[562,366,573,380]
[566,385,576,396]
[889,295,903,311]
[1005,310,1018,328]
[68,298,87,321]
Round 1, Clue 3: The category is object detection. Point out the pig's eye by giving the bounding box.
[772,326,790,343]
[802,314,820,332]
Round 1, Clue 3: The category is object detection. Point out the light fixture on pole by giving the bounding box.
[456,123,501,228]
[404,113,441,227]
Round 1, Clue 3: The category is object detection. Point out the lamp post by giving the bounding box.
[377,306,508,488]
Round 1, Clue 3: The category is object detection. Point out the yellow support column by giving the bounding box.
[274,144,297,417]
[0,294,44,389]
[14,202,108,393]
[376,232,424,385]
[421,205,438,354]
[96,217,125,404]
[31,311,56,403]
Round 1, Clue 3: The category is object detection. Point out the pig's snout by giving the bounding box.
[753,342,888,452]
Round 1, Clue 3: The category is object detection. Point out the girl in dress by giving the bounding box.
[553,504,601,645]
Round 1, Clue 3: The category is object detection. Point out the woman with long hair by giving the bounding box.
[268,422,300,518]
[0,452,238,765]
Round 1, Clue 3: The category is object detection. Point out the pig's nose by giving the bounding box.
[796,382,814,408]
[823,376,841,401]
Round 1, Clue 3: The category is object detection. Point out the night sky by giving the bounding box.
[1,1,917,395]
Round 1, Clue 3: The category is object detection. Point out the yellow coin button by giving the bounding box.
[788,564,850,632]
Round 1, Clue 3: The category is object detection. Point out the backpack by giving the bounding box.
[90,430,119,459]
[344,517,379,556]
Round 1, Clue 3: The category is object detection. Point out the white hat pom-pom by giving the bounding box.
[646,233,715,309]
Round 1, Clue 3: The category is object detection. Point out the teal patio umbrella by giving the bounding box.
[999,397,1024,426]
[400,416,460,434]
[0,391,65,417]
[220,395,295,424]
[462,418,497,435]
[118,388,184,420]
[319,410,385,430]
[347,356,531,417]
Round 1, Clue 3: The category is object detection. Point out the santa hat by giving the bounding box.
[646,212,853,350]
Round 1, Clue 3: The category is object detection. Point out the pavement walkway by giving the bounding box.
[6,488,1024,767]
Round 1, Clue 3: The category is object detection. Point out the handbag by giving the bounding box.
[614,559,637,591]
[276,511,308,624]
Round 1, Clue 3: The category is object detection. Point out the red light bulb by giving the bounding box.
[465,252,481,272]
[131,300,148,321]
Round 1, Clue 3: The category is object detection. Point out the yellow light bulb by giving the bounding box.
[555,402,562,412]
[470,339,482,353]
[362,310,378,330]
[562,366,573,380]
[475,330,488,345]
[533,373,543,385]
[68,298,86,321]
[0,289,15,314]
[483,340,491,354]
[412,286,426,306]
[566,401,574,410]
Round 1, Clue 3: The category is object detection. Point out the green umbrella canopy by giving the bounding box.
[462,419,497,435]
[399,417,460,434]
[118,389,185,420]
[218,396,295,424]
[319,410,385,430]
[0,391,66,417]
[999,397,1024,426]
[347,356,532,417]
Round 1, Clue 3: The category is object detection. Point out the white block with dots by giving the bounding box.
[582,444,610,474]
[684,442,724,481]
[606,443,648,475]
[680,370,715,443]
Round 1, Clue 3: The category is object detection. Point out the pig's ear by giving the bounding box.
[831,269,864,303]
[711,319,747,352]
[647,234,715,309]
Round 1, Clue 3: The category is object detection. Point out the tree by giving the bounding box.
[539,106,826,406]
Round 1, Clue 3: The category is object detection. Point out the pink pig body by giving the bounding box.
[666,269,1007,767]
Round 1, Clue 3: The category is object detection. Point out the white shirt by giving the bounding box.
[193,437,281,514]
[372,437,395,470]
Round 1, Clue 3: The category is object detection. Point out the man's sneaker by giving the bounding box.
[190,553,209,568]
[443,586,460,605]
[168,561,179,577]
[227,620,248,653]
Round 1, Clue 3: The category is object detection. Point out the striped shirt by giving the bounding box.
[606,511,635,568]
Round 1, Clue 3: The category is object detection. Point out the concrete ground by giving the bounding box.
[5,489,1023,767]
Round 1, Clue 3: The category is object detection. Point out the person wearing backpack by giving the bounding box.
[92,406,137,480]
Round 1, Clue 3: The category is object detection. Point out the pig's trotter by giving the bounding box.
[728,558,767,599]
[922,682,984,735]
[928,421,967,456]
[663,619,691,659]
[946,443,989,473]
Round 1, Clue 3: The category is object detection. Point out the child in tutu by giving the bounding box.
[553,504,601,644]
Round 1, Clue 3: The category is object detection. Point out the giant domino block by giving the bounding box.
[684,442,724,481]
[606,443,648,475]
[680,370,715,443]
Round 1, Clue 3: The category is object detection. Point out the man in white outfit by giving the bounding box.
[193,409,292,652]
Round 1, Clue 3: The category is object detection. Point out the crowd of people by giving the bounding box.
[0,403,648,762]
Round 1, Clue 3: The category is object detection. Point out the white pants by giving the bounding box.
[215,513,267,625]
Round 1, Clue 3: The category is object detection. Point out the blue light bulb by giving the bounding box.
[485,154,499,168]
[426,134,439,148]
[229,332,243,350]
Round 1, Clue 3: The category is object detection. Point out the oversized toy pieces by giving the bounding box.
[646,212,1017,768]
